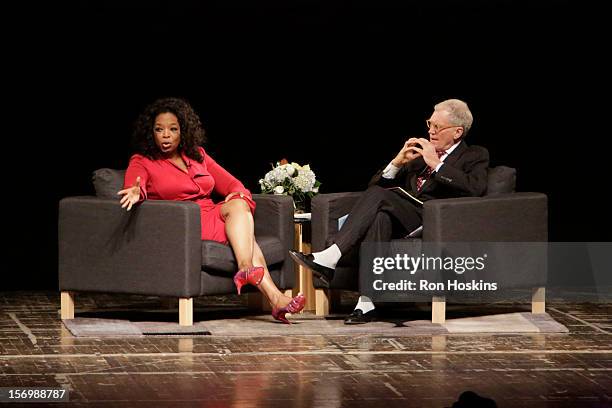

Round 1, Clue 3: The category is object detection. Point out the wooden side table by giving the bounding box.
[294,216,316,312]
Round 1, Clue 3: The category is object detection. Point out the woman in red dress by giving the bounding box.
[117,97,304,323]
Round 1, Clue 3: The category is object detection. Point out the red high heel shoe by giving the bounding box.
[272,293,306,324]
[233,266,264,295]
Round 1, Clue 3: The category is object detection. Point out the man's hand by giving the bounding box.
[117,176,141,211]
[410,138,443,169]
[391,138,422,166]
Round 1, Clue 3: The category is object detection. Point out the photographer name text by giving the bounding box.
[372,279,498,291]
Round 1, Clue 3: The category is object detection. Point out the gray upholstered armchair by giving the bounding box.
[310,166,548,322]
[59,168,295,326]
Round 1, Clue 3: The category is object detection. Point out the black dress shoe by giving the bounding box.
[289,250,335,287]
[344,309,378,325]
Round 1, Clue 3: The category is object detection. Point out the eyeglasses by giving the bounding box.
[426,119,461,134]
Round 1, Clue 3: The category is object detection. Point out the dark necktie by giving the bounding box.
[416,150,447,192]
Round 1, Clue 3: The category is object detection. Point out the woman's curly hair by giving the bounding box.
[132,97,205,162]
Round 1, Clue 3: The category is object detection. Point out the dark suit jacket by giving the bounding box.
[369,141,489,202]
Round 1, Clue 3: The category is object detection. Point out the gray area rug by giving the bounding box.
[62,311,567,337]
[62,317,211,336]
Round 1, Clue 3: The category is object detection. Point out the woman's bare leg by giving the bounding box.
[252,241,293,309]
[221,200,255,270]
[221,199,293,309]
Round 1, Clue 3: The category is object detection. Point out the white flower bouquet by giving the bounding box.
[259,159,321,212]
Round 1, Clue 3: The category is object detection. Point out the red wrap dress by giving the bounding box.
[123,146,255,244]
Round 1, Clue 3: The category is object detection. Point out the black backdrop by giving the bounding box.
[5,0,608,289]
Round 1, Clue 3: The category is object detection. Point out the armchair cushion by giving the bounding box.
[92,168,126,199]
[202,236,285,274]
[486,166,516,195]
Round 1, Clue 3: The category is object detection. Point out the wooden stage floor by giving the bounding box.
[1,291,610,407]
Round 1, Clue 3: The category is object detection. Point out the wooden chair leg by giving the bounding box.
[60,291,75,320]
[532,287,545,314]
[315,289,330,316]
[179,298,193,326]
[432,296,446,324]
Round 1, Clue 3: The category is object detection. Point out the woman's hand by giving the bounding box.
[117,176,141,211]
[224,192,245,202]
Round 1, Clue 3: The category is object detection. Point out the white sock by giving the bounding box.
[354,295,375,313]
[312,244,342,269]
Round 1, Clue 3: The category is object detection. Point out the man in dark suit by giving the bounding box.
[291,99,489,323]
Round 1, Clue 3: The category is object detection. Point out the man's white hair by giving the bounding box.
[434,99,473,136]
